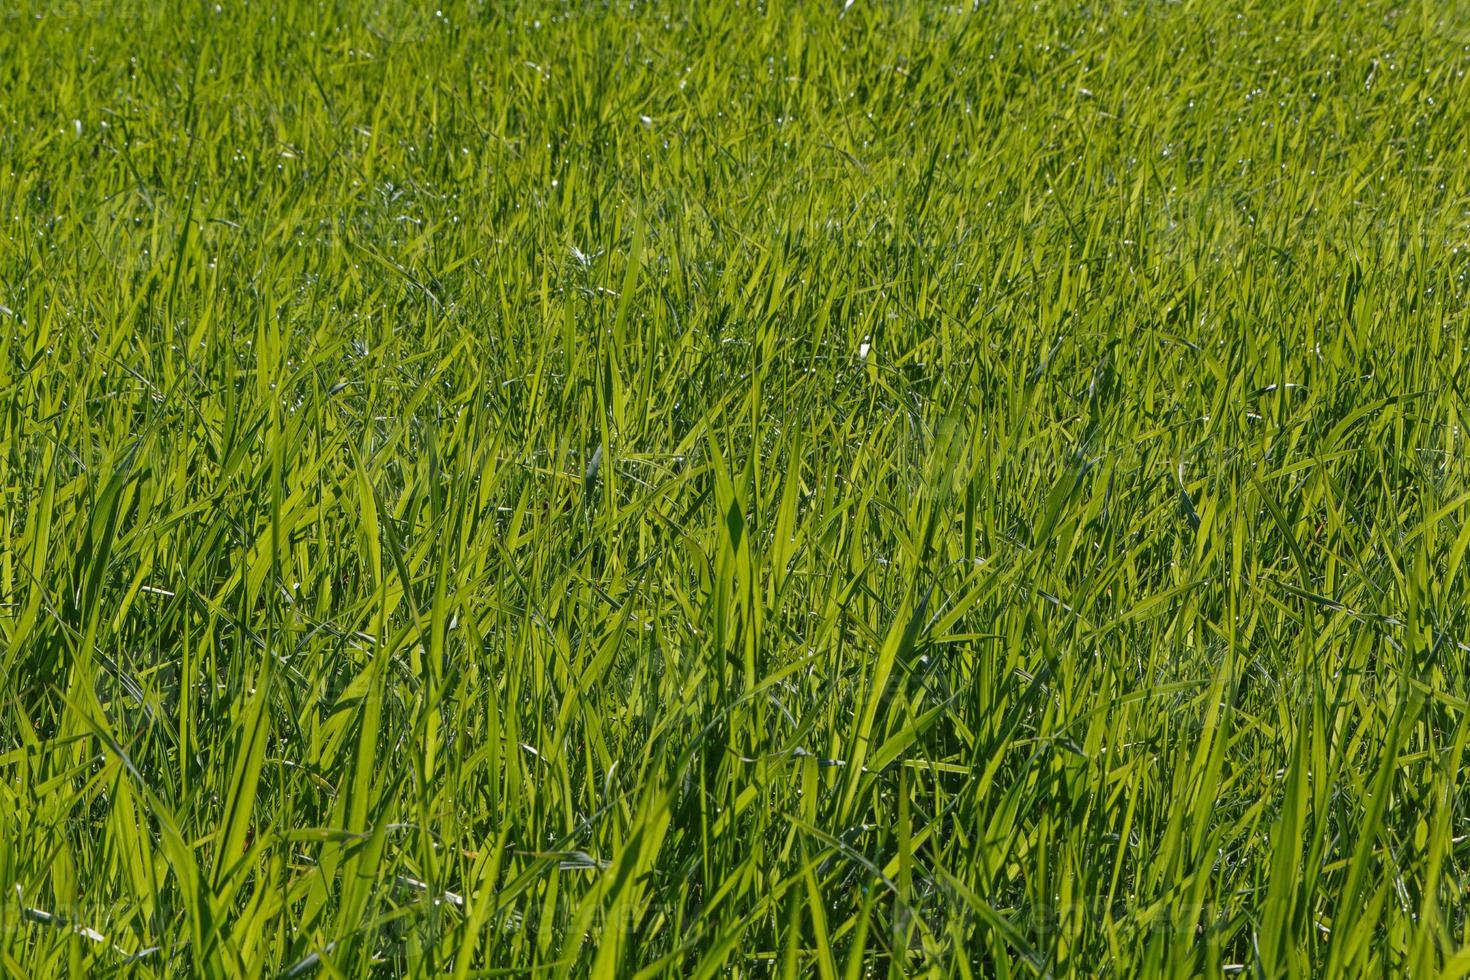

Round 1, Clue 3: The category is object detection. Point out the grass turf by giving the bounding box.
[3,0,1470,975]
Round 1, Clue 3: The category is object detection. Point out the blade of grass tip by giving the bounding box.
[682,901,758,980]
[839,585,932,821]
[73,457,135,679]
[370,464,424,635]
[781,885,804,980]
[572,786,674,980]
[7,441,56,659]
[801,849,839,980]
[65,695,219,974]
[1259,709,1310,975]
[1326,696,1414,975]
[840,879,876,980]
[351,446,383,593]
[210,664,272,895]
[1033,457,1088,547]
[611,214,646,348]
[334,819,390,957]
[603,214,646,440]
[1250,473,1318,634]
[1412,717,1470,975]
[450,830,509,980]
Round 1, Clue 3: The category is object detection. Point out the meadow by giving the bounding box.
[3,0,1470,974]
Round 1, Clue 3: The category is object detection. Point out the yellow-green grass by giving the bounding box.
[3,0,1470,975]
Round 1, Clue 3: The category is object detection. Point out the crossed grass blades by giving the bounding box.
[3,0,1470,975]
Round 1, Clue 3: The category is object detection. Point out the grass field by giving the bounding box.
[3,0,1470,975]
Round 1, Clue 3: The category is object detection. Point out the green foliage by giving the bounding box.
[3,0,1470,974]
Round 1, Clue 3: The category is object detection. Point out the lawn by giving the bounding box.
[3,0,1470,975]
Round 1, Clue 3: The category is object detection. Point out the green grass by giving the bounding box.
[3,0,1470,974]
